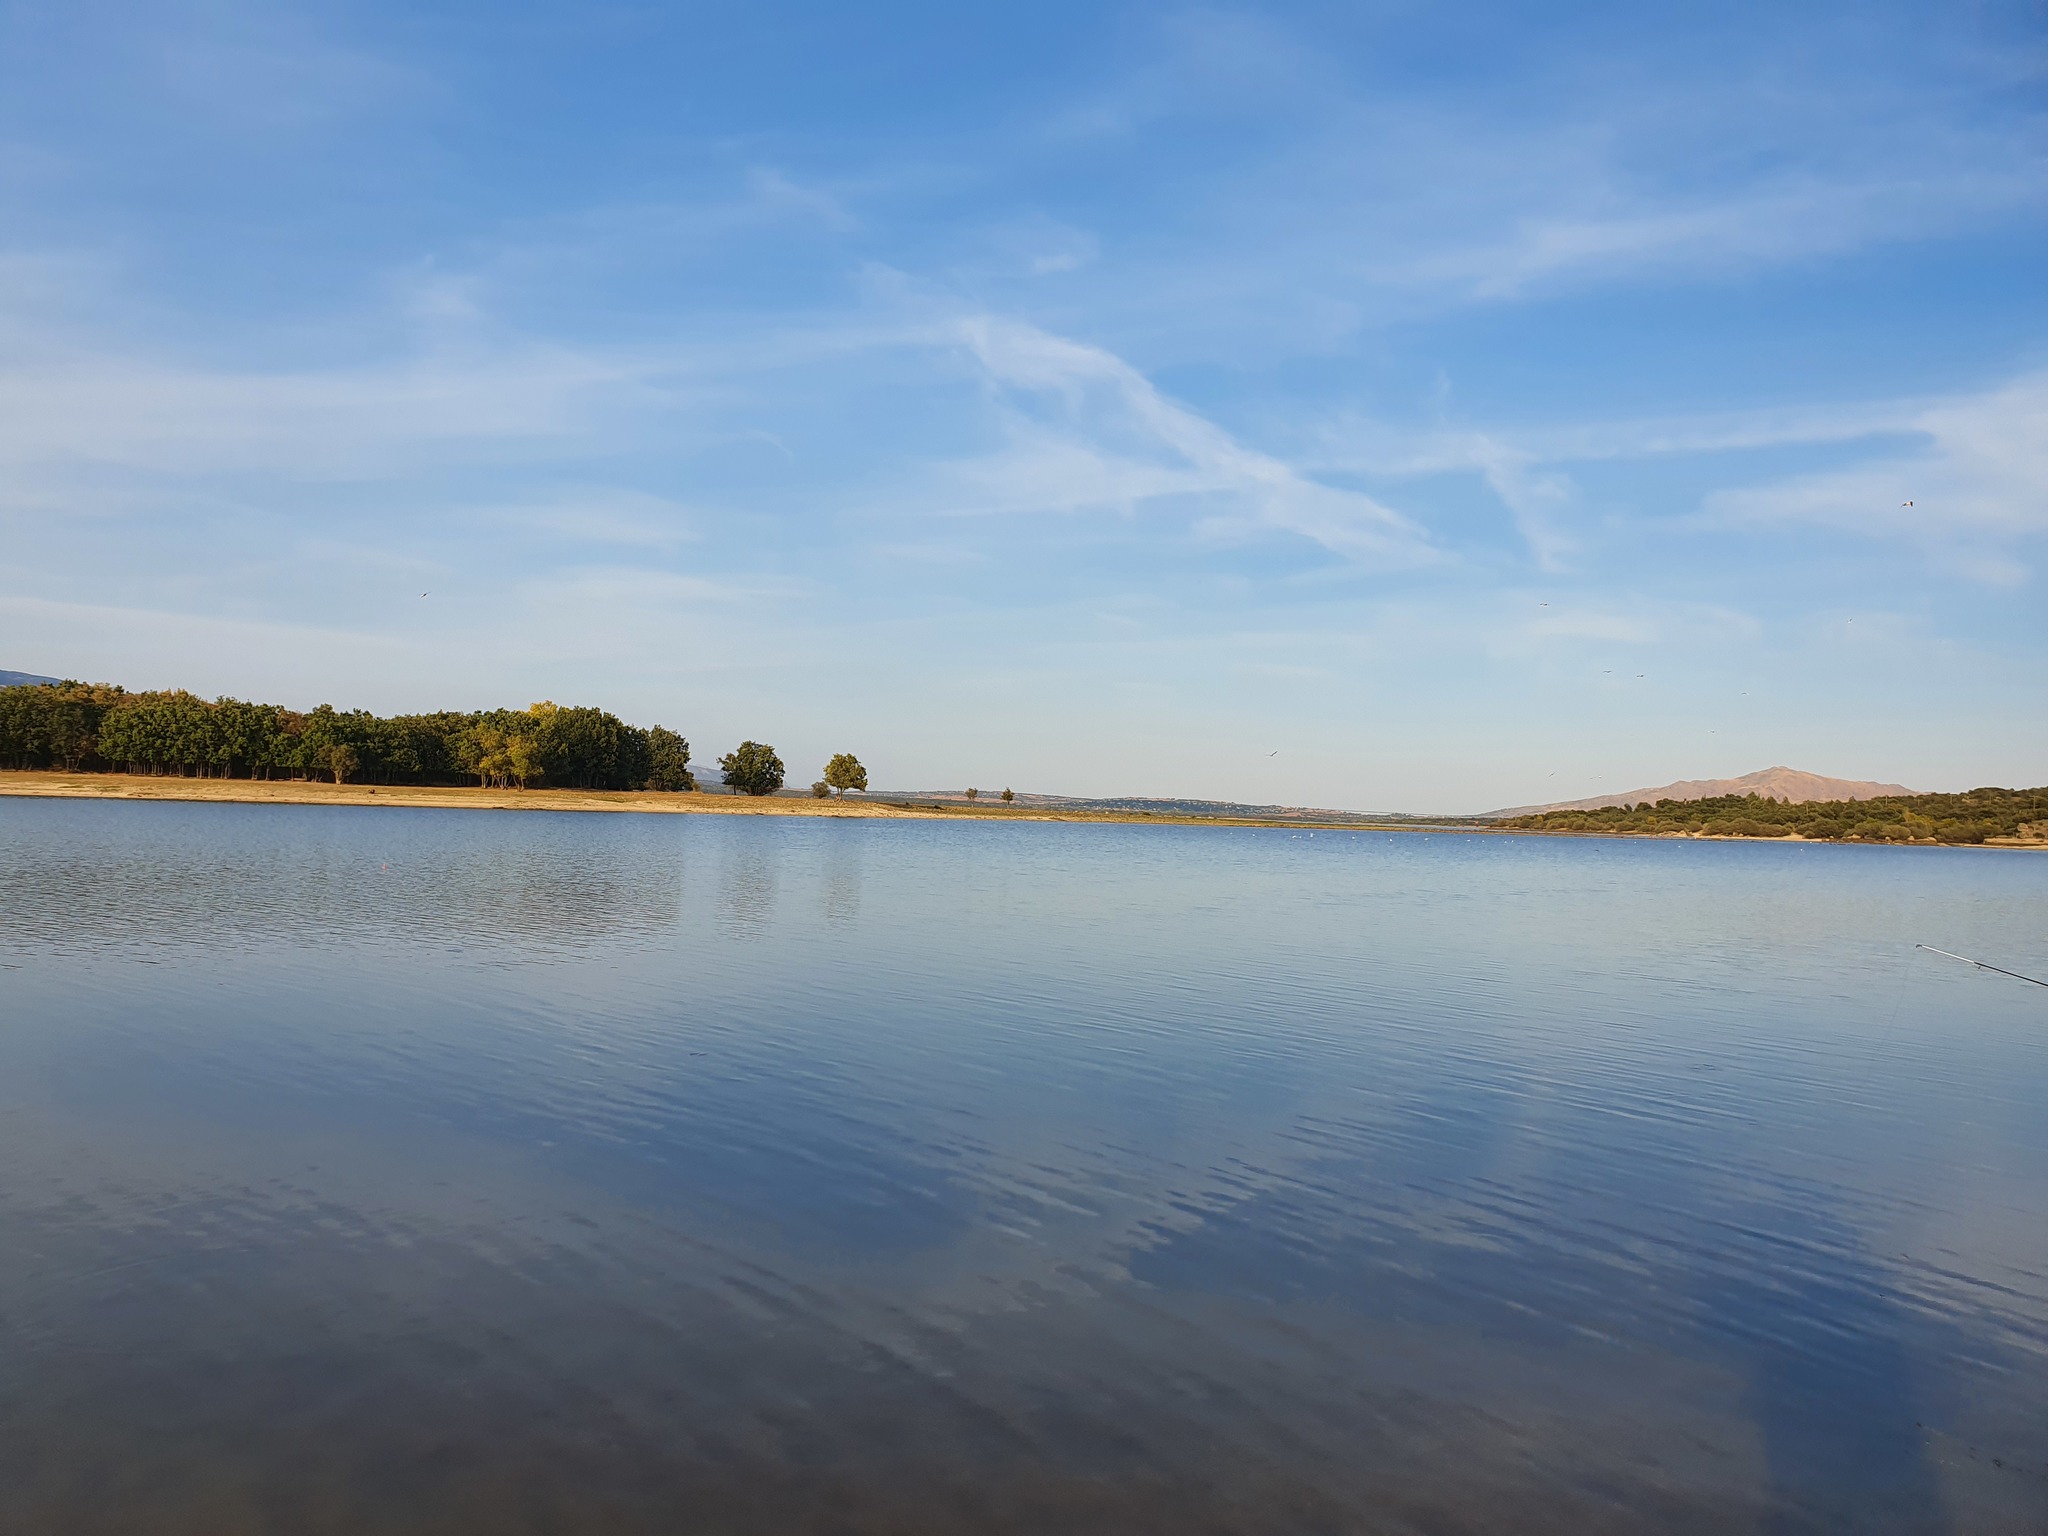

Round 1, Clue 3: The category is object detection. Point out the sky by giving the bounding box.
[0,0,2042,812]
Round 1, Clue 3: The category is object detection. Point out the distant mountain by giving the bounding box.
[1489,766,1919,818]
[0,669,61,688]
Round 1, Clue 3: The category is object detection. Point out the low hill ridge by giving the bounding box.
[1490,766,1917,818]
[888,790,1441,822]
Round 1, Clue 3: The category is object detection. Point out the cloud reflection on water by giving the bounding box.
[1,798,2044,1532]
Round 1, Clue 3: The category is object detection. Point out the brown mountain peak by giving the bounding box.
[1489,767,1919,818]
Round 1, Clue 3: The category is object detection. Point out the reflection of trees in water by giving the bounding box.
[461,855,681,948]
[822,826,862,927]
[715,840,778,942]
[0,807,683,957]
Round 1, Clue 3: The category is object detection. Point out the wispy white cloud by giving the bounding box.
[1010,7,2047,358]
[1386,160,2044,304]
[1040,10,1333,142]
[1304,370,2048,578]
[0,342,651,479]
[149,8,421,131]
[945,316,1435,566]
[1704,372,2048,577]
[474,490,702,550]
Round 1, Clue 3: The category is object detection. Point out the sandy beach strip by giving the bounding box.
[0,769,1418,830]
[0,770,959,819]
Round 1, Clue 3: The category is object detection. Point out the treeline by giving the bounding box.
[1503,787,2048,845]
[0,680,694,791]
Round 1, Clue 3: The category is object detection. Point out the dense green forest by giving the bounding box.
[0,680,695,791]
[1503,787,2048,845]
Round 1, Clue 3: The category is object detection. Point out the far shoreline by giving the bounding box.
[0,769,1417,830]
[2,769,2042,847]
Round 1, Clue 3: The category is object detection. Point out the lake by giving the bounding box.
[2,797,2044,1533]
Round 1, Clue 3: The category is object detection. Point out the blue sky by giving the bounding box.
[0,1,2042,811]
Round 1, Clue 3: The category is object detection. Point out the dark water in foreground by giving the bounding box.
[2,799,2045,1534]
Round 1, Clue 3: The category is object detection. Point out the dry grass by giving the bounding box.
[0,770,950,819]
[0,769,1418,831]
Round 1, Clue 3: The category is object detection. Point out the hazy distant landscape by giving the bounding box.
[1490,766,1920,817]
[5,673,2040,844]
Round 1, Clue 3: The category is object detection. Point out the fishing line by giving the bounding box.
[1915,945,2048,990]
[1844,945,1915,1117]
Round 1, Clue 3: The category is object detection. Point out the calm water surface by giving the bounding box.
[2,798,2045,1533]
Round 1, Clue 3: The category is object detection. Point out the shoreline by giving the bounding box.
[0,770,1412,829]
[0,770,954,820]
[1,771,2040,846]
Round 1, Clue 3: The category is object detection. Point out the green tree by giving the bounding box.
[0,681,122,770]
[645,726,695,791]
[385,711,469,783]
[812,780,831,798]
[459,721,543,788]
[209,698,284,778]
[527,701,649,789]
[505,736,543,788]
[823,752,867,796]
[719,740,785,796]
[98,690,216,775]
[297,705,370,783]
[965,786,978,801]
[1000,786,1014,804]
[324,743,360,784]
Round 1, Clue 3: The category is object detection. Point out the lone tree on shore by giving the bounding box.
[965,786,978,801]
[1001,787,1014,803]
[719,741,785,796]
[823,752,867,796]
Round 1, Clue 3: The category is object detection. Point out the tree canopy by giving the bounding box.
[0,680,690,792]
[719,740,785,796]
[645,726,695,791]
[824,752,867,795]
[1502,787,2048,845]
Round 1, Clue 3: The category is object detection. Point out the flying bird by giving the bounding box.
[1267,751,1280,757]
[421,592,430,598]
[1902,500,1914,507]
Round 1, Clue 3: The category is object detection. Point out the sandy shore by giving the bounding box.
[0,770,1435,830]
[0,770,963,819]
[0,769,1387,827]
[9,772,2032,844]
